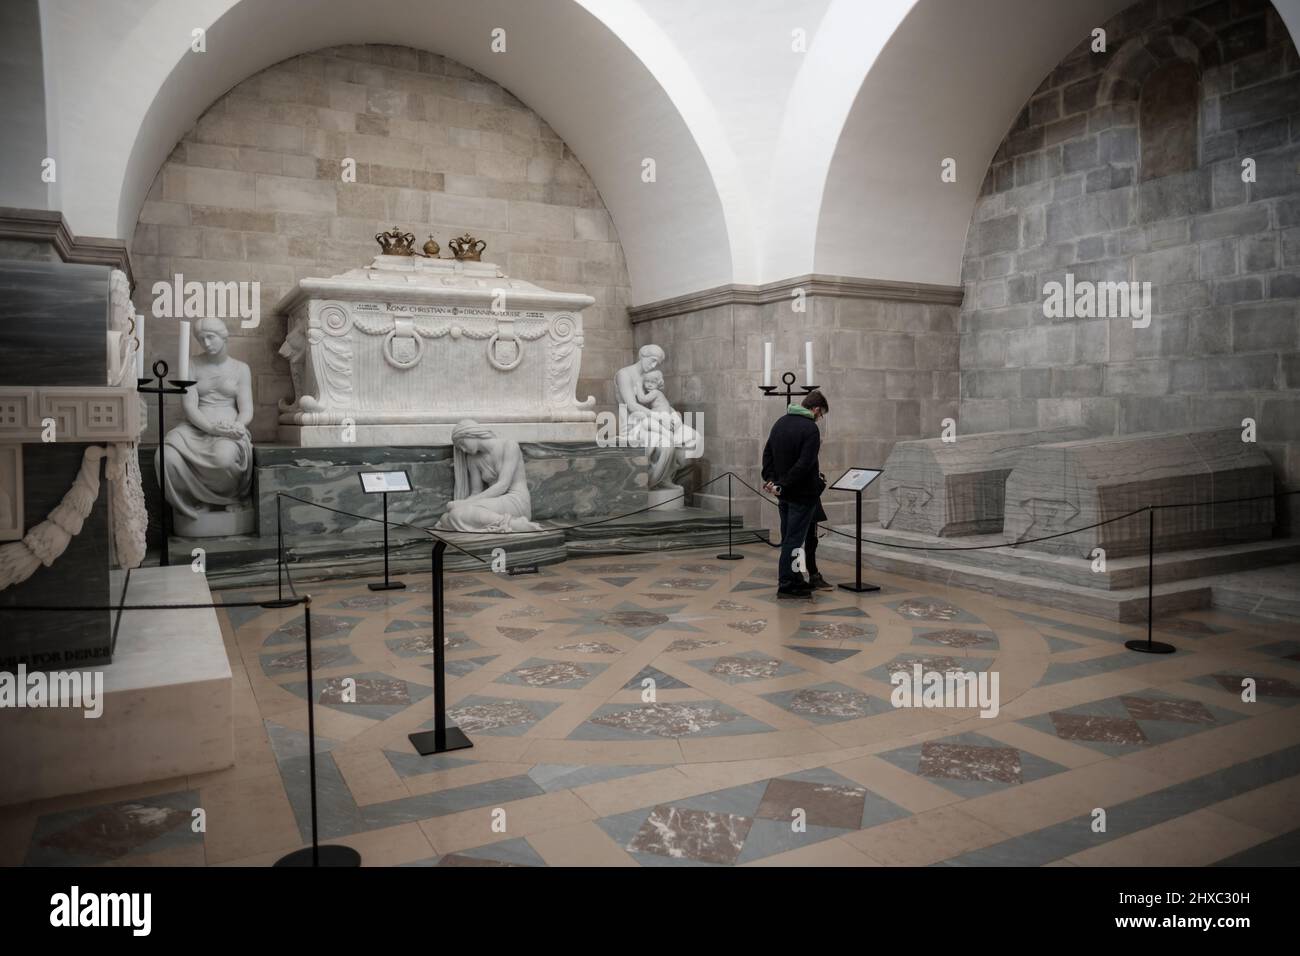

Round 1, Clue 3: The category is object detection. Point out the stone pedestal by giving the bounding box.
[254,441,651,536]
[879,427,1092,536]
[173,506,255,537]
[648,486,684,511]
[0,566,233,806]
[1004,428,1275,559]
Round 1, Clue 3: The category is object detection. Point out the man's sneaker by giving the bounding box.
[807,573,833,591]
[777,586,813,599]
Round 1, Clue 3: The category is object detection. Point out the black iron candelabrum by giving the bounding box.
[137,359,195,567]
[759,370,818,402]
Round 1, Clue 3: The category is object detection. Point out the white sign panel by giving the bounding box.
[359,470,412,494]
[830,468,881,492]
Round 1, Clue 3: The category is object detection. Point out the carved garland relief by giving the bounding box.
[288,301,588,413]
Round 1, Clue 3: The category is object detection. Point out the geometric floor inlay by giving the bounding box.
[7,541,1296,868]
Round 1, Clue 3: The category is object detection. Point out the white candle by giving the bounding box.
[763,341,772,387]
[805,340,814,385]
[177,320,191,380]
[134,310,145,378]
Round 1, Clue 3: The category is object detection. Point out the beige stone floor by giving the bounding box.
[3,542,1298,867]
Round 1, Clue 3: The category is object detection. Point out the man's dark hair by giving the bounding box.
[801,390,828,413]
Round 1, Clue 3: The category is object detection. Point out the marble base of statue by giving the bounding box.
[173,505,255,537]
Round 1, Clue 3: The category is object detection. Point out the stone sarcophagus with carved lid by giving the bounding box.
[879,427,1094,536]
[275,238,597,445]
[1003,428,1275,559]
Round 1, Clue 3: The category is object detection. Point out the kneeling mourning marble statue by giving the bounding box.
[157,317,255,536]
[434,420,543,534]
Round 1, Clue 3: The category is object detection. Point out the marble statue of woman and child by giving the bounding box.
[614,344,701,502]
[160,324,694,536]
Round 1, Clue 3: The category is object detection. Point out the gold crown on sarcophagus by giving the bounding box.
[375,226,417,256]
[448,233,487,261]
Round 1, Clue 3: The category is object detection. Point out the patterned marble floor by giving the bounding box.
[4,543,1299,867]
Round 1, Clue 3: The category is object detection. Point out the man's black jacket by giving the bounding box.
[762,409,821,503]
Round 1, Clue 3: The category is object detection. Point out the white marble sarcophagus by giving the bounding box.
[879,427,1093,536]
[1003,428,1275,559]
[275,250,596,445]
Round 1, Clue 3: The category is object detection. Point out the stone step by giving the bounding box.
[170,527,560,588]
[819,532,1215,622]
[1209,564,1300,623]
[825,523,1300,591]
[167,507,767,589]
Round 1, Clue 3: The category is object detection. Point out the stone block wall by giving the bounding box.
[129,43,632,442]
[960,0,1300,524]
[633,293,960,528]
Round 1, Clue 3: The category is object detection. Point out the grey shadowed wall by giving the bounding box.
[959,0,1300,526]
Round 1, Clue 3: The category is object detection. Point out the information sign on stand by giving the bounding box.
[358,470,413,591]
[829,467,882,593]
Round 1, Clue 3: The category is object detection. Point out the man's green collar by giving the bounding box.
[787,403,814,418]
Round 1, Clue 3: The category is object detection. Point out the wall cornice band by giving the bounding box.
[0,208,134,288]
[627,273,965,324]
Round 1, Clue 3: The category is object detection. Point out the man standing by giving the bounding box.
[761,390,829,598]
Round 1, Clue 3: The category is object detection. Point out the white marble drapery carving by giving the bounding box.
[0,444,146,591]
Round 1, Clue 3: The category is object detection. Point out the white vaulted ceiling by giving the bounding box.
[28,0,1300,304]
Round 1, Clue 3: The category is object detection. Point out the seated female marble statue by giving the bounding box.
[434,420,543,534]
[156,317,254,536]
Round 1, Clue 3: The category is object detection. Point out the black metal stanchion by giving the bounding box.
[838,487,880,593]
[277,495,284,603]
[138,360,195,567]
[368,491,406,592]
[275,595,362,866]
[1126,505,1175,655]
[409,541,473,755]
[717,473,743,561]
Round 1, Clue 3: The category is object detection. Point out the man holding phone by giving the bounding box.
[761,390,829,598]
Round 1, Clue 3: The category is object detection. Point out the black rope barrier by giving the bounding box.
[276,469,737,540]
[728,473,1300,553]
[274,491,490,566]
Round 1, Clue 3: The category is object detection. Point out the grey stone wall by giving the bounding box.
[129,43,632,442]
[960,0,1300,522]
[633,294,960,528]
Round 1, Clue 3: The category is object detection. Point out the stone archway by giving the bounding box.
[129,43,634,441]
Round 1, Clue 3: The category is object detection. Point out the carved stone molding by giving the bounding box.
[0,387,143,443]
[0,207,134,288]
[627,273,964,324]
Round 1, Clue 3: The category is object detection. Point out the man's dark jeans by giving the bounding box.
[777,498,817,591]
